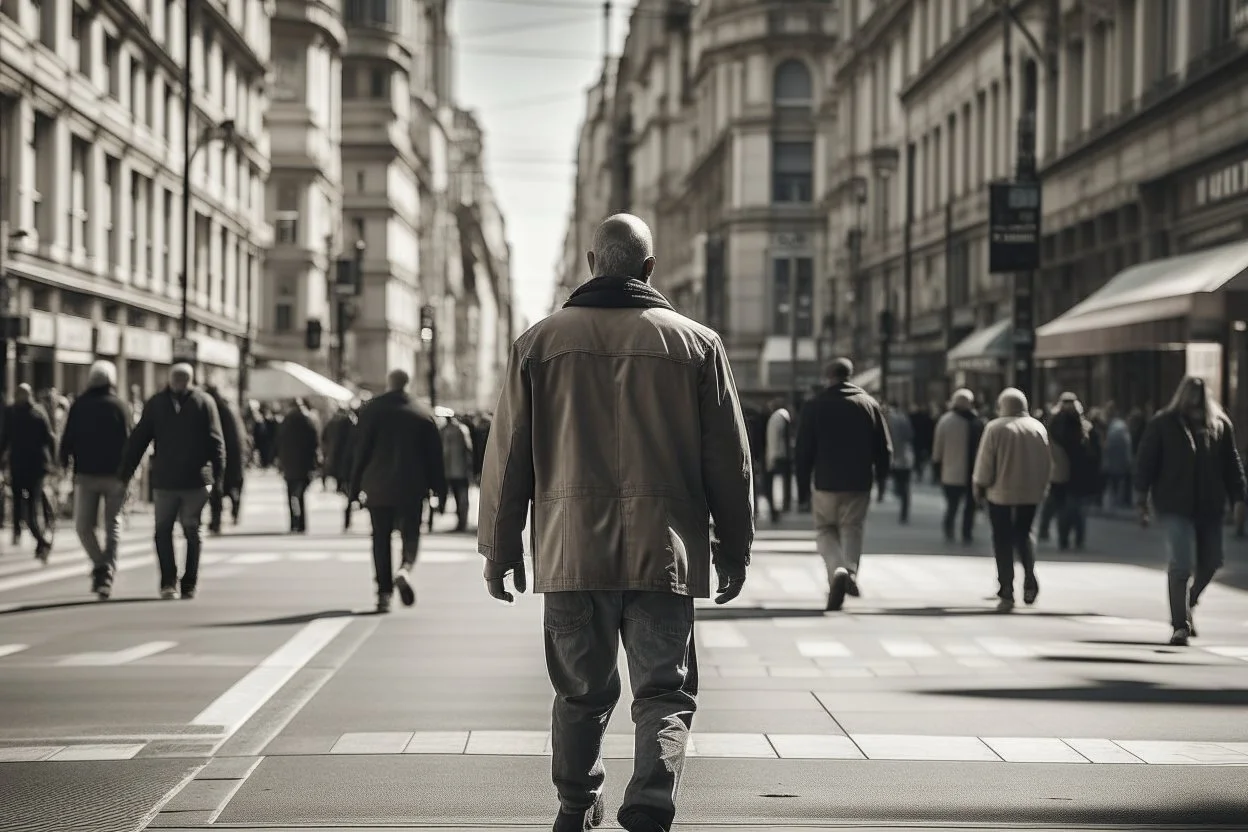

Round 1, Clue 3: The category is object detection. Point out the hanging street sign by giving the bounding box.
[989,181,1042,273]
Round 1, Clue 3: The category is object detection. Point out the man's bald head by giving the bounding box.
[587,213,656,281]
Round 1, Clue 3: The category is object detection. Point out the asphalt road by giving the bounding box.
[1,472,1246,832]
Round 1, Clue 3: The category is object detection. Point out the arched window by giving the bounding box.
[774,59,813,106]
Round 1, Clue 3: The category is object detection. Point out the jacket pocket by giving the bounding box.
[543,591,594,633]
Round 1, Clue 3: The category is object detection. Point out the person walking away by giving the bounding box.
[1,384,57,561]
[886,402,915,523]
[1135,376,1246,646]
[276,398,321,533]
[119,364,225,600]
[973,388,1051,613]
[477,214,753,832]
[350,370,445,612]
[1049,393,1100,550]
[764,399,792,522]
[440,414,474,532]
[59,362,132,599]
[795,358,891,612]
[911,404,936,483]
[332,401,363,531]
[321,406,347,491]
[1103,407,1133,509]
[932,389,984,544]
[743,405,766,520]
[204,380,246,533]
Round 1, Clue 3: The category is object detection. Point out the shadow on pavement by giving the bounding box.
[208,609,363,627]
[697,607,825,621]
[1039,654,1221,666]
[848,606,1080,618]
[0,597,164,616]
[924,678,1248,705]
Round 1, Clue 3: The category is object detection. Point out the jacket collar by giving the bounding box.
[563,276,675,311]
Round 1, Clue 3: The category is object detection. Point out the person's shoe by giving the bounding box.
[1169,627,1190,647]
[553,794,605,831]
[996,598,1016,613]
[160,587,177,600]
[845,574,861,597]
[34,543,50,564]
[96,585,112,601]
[826,568,849,612]
[617,806,665,832]
[208,524,222,536]
[395,568,417,607]
[1023,582,1039,605]
[376,594,392,614]
[180,588,196,600]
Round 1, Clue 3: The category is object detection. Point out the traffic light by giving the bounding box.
[305,318,323,350]
[419,305,435,343]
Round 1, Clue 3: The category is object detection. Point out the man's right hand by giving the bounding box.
[714,565,746,605]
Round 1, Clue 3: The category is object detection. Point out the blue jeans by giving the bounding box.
[153,487,210,591]
[1158,514,1223,630]
[544,590,697,831]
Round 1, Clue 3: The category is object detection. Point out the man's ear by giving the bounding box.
[642,257,656,279]
[586,251,595,275]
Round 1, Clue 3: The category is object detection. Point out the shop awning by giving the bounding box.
[947,319,1012,372]
[246,361,355,404]
[854,366,881,393]
[1036,239,1248,359]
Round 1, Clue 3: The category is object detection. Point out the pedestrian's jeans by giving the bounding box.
[1157,514,1224,630]
[986,502,1038,601]
[812,490,871,579]
[208,483,242,530]
[368,505,423,596]
[75,474,127,586]
[891,469,912,522]
[1058,492,1088,548]
[153,487,211,591]
[942,484,977,541]
[447,478,470,530]
[544,590,697,832]
[11,475,50,548]
[286,477,310,530]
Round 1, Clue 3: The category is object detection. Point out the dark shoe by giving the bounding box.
[180,588,196,600]
[1169,627,1190,647]
[395,568,416,607]
[208,524,222,536]
[845,574,860,597]
[160,587,177,600]
[826,568,848,611]
[1023,582,1039,605]
[377,594,392,614]
[996,598,1015,613]
[553,794,605,831]
[34,543,51,564]
[96,585,112,601]
[617,806,665,832]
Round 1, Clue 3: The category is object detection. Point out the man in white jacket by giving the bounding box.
[764,400,792,522]
[932,389,985,544]
[973,388,1052,613]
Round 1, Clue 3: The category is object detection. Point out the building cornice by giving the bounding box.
[898,0,1031,105]
[834,0,910,81]
[199,0,268,76]
[272,0,347,50]
[96,0,182,79]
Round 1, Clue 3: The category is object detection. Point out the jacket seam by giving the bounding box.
[534,348,705,366]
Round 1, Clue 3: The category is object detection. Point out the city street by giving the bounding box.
[1,472,1247,831]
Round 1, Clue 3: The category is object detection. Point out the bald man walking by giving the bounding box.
[478,214,754,832]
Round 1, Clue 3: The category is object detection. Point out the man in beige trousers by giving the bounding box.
[973,388,1052,612]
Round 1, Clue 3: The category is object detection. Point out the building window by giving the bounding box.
[772,141,813,203]
[275,303,293,333]
[70,138,90,258]
[345,0,396,30]
[202,25,214,94]
[773,59,813,107]
[131,64,143,122]
[370,68,388,99]
[104,36,121,99]
[104,156,119,272]
[773,257,814,336]
[275,184,299,245]
[162,188,174,283]
[356,169,366,192]
[71,10,89,74]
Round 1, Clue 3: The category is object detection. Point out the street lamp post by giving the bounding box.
[179,118,235,345]
[420,304,436,408]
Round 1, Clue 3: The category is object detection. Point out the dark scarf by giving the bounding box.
[563,276,674,311]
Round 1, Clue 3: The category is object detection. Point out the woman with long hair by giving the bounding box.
[1135,376,1247,646]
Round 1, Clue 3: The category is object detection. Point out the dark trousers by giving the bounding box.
[286,477,310,531]
[765,461,792,518]
[892,469,912,523]
[448,478,470,530]
[987,503,1038,601]
[1159,514,1223,630]
[208,484,242,531]
[11,476,49,549]
[942,484,976,542]
[368,505,423,596]
[1038,483,1065,539]
[153,487,210,591]
[1058,491,1088,548]
[545,590,697,831]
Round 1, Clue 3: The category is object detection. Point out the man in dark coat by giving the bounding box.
[276,398,321,533]
[60,361,132,597]
[2,383,57,559]
[120,364,225,599]
[350,370,445,612]
[204,382,246,533]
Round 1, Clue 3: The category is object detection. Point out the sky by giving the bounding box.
[449,0,632,330]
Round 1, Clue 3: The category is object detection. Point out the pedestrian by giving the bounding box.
[276,398,321,533]
[1049,392,1101,550]
[204,380,246,533]
[58,361,132,599]
[795,357,892,611]
[440,414,474,532]
[1102,406,1133,509]
[349,370,445,612]
[886,401,915,523]
[333,401,363,531]
[477,214,753,832]
[119,364,225,600]
[910,403,935,483]
[931,388,985,544]
[1135,376,1246,646]
[973,388,1051,613]
[1,383,57,561]
[764,399,793,521]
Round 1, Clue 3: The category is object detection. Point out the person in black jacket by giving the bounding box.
[350,369,446,612]
[795,358,892,611]
[2,383,57,560]
[204,381,246,534]
[1135,376,1246,646]
[276,398,321,533]
[120,364,226,600]
[60,361,132,598]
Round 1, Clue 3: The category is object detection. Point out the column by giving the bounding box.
[1174,0,1191,75]
[119,160,134,284]
[48,118,71,258]
[1131,0,1148,97]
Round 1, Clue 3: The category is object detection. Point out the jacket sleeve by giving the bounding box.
[204,396,226,484]
[1221,418,1247,504]
[58,402,77,470]
[874,405,893,484]
[477,340,535,564]
[972,423,996,490]
[931,414,946,464]
[119,402,155,482]
[698,337,754,574]
[425,417,448,503]
[348,409,375,498]
[794,402,816,495]
[1133,417,1162,505]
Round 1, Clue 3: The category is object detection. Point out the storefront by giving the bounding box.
[946,318,1011,406]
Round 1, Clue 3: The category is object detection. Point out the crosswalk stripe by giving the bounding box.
[881,638,940,658]
[0,644,29,659]
[229,553,281,565]
[797,639,852,658]
[976,637,1037,658]
[58,641,177,666]
[289,552,331,562]
[48,743,145,761]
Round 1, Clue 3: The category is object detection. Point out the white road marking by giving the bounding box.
[464,730,549,755]
[688,732,776,758]
[289,552,331,562]
[0,745,64,762]
[797,639,852,658]
[0,644,29,659]
[1063,738,1146,764]
[881,638,940,658]
[331,732,414,754]
[976,636,1037,658]
[982,737,1089,764]
[697,622,748,648]
[403,731,469,754]
[852,734,1001,762]
[767,734,864,759]
[191,618,352,736]
[941,641,985,657]
[1116,741,1248,765]
[228,553,281,565]
[336,552,371,563]
[59,641,177,666]
[1206,646,1248,658]
[49,743,145,761]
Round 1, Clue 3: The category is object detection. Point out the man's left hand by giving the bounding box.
[714,565,746,605]
[484,559,527,604]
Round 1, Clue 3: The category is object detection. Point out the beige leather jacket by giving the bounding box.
[477,302,755,598]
